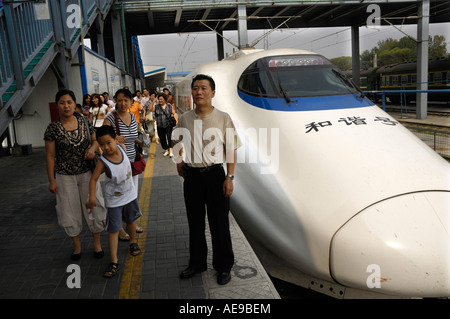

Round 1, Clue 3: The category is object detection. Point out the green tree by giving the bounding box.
[360,49,374,68]
[330,56,352,70]
[429,35,447,58]
[377,38,398,52]
[360,34,448,67]
[378,47,415,65]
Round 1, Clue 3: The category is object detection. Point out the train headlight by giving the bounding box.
[330,191,450,298]
[268,55,330,68]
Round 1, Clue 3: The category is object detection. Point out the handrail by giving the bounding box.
[0,0,114,137]
[0,0,113,106]
[363,89,450,112]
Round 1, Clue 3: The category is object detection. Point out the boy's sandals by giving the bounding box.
[129,243,141,256]
[119,233,130,241]
[103,262,121,278]
[119,227,143,241]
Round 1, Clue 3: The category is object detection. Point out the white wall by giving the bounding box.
[13,67,59,148]
[84,48,123,97]
[12,49,125,147]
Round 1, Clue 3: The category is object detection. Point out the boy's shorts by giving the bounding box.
[105,198,142,233]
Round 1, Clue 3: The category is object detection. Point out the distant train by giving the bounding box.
[175,48,450,298]
[344,56,450,103]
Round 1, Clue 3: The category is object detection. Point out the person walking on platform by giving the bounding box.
[86,125,142,278]
[148,92,178,157]
[44,89,106,261]
[163,88,175,109]
[144,91,160,144]
[173,74,242,285]
[82,94,91,119]
[140,88,151,110]
[89,93,109,129]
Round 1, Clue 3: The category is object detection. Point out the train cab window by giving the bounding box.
[237,55,358,99]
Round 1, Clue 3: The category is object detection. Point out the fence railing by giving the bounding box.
[405,125,450,161]
[363,89,450,114]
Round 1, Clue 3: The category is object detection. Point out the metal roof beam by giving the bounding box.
[174,8,182,28]
[147,11,155,29]
[220,10,237,31]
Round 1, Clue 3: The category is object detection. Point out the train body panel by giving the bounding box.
[175,48,450,297]
[331,191,450,297]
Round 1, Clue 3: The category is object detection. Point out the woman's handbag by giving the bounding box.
[169,114,177,127]
[168,104,177,127]
[113,112,146,176]
[131,153,146,176]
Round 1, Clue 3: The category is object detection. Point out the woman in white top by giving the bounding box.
[89,93,109,128]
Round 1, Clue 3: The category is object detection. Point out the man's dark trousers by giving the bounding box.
[183,165,234,273]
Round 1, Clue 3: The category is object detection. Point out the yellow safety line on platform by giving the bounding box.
[119,141,156,299]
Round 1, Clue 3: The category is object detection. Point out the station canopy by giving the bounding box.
[143,65,166,89]
[114,0,450,36]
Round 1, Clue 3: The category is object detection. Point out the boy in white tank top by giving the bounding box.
[86,125,142,278]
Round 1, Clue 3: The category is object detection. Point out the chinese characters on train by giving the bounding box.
[305,116,399,133]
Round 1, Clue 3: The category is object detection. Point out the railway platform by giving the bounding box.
[0,140,280,301]
[384,103,450,130]
[393,114,450,129]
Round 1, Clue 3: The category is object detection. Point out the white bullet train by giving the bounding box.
[174,48,450,298]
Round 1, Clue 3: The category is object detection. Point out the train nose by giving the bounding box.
[330,191,450,298]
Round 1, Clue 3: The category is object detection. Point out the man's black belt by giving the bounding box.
[185,164,222,173]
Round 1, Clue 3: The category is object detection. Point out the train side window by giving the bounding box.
[446,72,450,83]
[401,75,408,85]
[411,74,417,86]
[392,76,398,86]
[433,72,442,84]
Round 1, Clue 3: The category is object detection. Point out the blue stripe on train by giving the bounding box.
[238,91,375,111]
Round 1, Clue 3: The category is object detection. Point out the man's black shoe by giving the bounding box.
[179,266,207,279]
[217,272,231,285]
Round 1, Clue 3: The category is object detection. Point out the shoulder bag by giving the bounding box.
[168,104,177,127]
[113,112,146,176]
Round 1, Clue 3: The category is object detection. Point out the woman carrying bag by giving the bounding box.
[148,92,178,157]
[103,88,145,237]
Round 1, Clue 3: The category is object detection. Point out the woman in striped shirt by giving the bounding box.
[103,88,144,237]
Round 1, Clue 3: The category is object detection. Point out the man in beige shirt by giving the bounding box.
[172,74,241,285]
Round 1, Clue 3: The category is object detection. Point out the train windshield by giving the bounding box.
[237,55,359,99]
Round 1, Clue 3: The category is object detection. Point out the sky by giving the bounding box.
[137,22,450,74]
